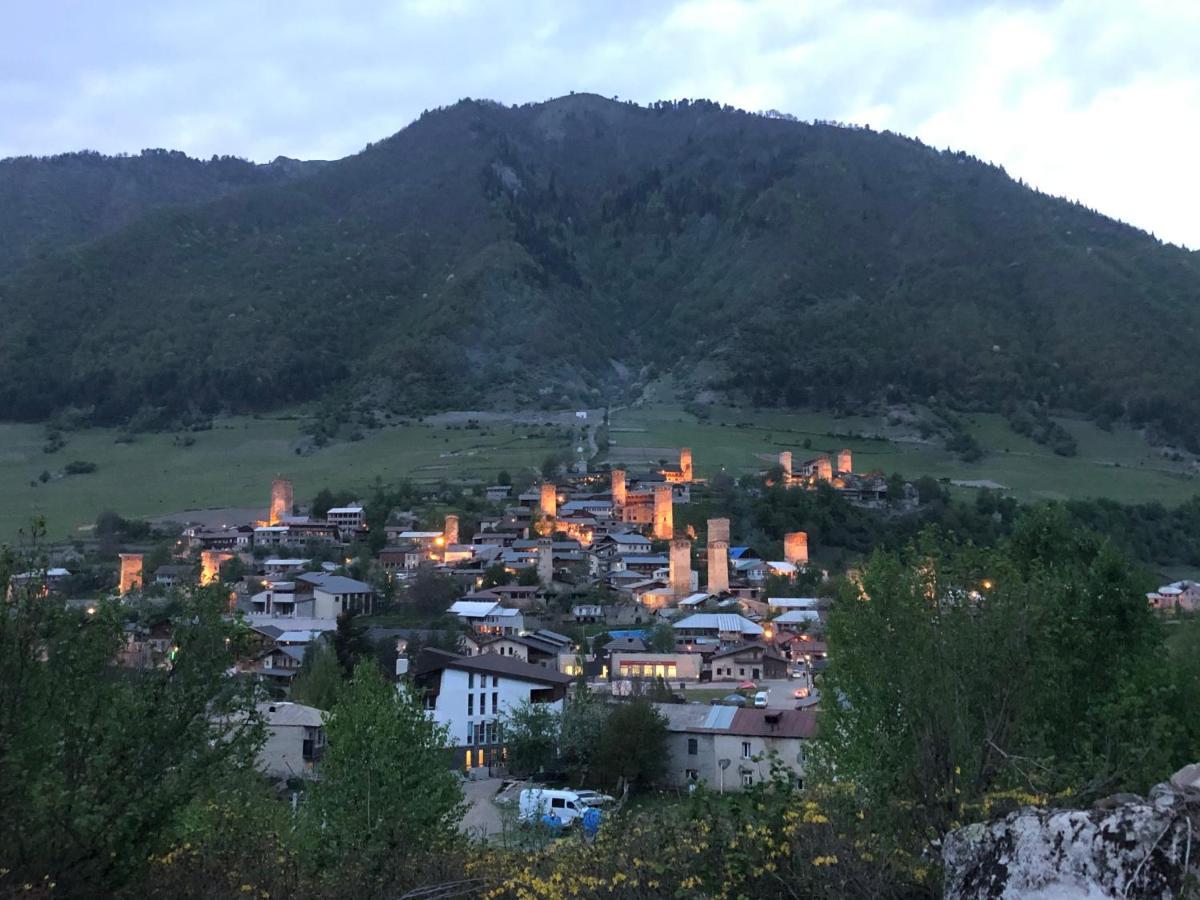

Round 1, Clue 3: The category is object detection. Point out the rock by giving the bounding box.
[944,770,1200,899]
[1170,764,1200,792]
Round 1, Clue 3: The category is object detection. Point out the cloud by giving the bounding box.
[1,0,1196,246]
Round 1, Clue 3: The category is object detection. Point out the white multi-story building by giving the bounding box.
[656,704,816,792]
[326,505,365,531]
[411,649,572,771]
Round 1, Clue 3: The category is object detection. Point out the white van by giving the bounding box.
[753,690,769,709]
[518,788,589,826]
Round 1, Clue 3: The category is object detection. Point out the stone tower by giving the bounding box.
[200,550,234,586]
[444,514,460,546]
[611,468,627,508]
[815,457,833,482]
[670,538,692,598]
[837,449,853,474]
[779,450,793,486]
[537,537,554,585]
[707,517,730,594]
[653,484,674,540]
[539,482,557,520]
[784,531,809,567]
[679,448,694,482]
[270,477,294,525]
[118,553,143,594]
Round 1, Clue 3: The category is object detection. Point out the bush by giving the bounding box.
[64,460,97,475]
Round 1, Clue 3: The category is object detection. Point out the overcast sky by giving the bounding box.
[4,0,1197,247]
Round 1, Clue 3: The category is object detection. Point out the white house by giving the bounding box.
[297,572,375,616]
[656,704,816,792]
[326,505,365,531]
[411,649,572,771]
[673,613,764,643]
[447,599,524,635]
[256,701,327,779]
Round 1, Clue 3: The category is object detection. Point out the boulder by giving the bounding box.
[943,766,1200,899]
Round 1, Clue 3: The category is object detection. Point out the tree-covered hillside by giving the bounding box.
[2,94,1198,445]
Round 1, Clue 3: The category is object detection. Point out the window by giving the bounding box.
[468,673,474,689]
[475,722,486,745]
[464,749,474,769]
[485,721,497,745]
[742,773,754,788]
[467,695,474,715]
[551,797,566,809]
[687,738,698,756]
[492,692,498,713]
[742,741,752,759]
[465,722,473,744]
[480,693,487,715]
[493,675,500,687]
[685,769,699,782]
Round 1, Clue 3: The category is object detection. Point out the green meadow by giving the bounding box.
[607,404,1199,506]
[0,415,570,542]
[3,401,1196,544]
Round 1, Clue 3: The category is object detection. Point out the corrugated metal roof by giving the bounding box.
[703,705,738,729]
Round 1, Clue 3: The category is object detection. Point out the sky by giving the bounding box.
[3,0,1198,248]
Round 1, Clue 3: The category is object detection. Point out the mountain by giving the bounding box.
[1,94,1199,447]
[0,149,323,271]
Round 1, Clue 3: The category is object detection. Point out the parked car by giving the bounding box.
[753,690,769,708]
[710,693,748,707]
[793,687,809,699]
[518,788,590,826]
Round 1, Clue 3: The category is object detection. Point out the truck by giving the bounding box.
[518,788,590,827]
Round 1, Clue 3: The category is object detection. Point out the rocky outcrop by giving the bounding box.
[944,765,1200,899]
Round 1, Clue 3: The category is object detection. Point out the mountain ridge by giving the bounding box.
[2,94,1199,447]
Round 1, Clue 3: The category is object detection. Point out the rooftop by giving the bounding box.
[414,648,573,685]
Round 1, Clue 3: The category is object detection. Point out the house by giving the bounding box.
[250,644,308,688]
[657,704,816,791]
[256,702,326,779]
[610,652,703,683]
[485,485,512,501]
[673,613,764,643]
[296,572,376,616]
[411,649,573,771]
[615,554,670,576]
[326,505,365,531]
[602,636,647,654]
[379,544,422,571]
[264,558,312,577]
[1147,580,1200,613]
[768,597,823,611]
[475,632,566,668]
[153,564,193,587]
[709,642,790,681]
[774,609,821,631]
[447,599,524,636]
[571,604,604,623]
[734,559,772,582]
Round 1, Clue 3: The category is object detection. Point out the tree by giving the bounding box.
[496,469,512,486]
[0,572,261,896]
[501,701,560,776]
[407,569,462,616]
[647,622,676,652]
[592,699,667,791]
[559,690,610,782]
[332,612,371,678]
[291,643,343,710]
[517,565,540,586]
[300,662,464,887]
[479,562,510,589]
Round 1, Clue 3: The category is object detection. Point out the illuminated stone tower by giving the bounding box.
[653,484,674,540]
[779,450,793,486]
[784,531,809,567]
[200,550,234,586]
[707,517,730,594]
[537,537,554,585]
[539,482,557,520]
[815,457,833,482]
[679,448,694,482]
[611,468,627,508]
[670,538,692,598]
[118,553,143,594]
[444,514,460,546]
[837,449,853,474]
[270,478,294,525]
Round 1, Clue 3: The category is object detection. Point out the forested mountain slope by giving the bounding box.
[1,94,1198,446]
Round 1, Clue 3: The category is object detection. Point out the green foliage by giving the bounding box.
[647,622,676,652]
[819,507,1194,842]
[0,568,262,896]
[558,691,610,782]
[299,662,464,887]
[592,699,668,791]
[290,643,343,710]
[501,701,560,776]
[332,612,371,678]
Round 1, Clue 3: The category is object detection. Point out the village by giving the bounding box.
[12,440,1197,840]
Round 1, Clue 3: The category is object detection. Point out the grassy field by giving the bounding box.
[0,415,571,542]
[608,404,1200,506]
[5,399,1197,544]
